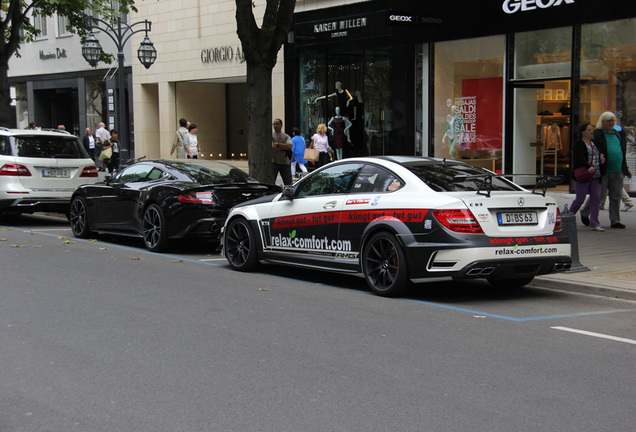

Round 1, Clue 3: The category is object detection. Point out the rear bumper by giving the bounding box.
[0,197,70,215]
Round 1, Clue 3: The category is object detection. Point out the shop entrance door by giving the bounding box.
[512,80,571,183]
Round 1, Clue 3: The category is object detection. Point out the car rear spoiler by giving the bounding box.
[452,174,564,197]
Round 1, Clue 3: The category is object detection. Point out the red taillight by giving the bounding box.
[178,192,215,204]
[80,166,99,177]
[433,209,484,234]
[0,164,32,176]
[554,208,562,232]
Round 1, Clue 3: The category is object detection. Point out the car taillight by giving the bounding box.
[178,192,216,204]
[554,208,562,232]
[80,166,99,177]
[0,164,32,176]
[432,209,484,234]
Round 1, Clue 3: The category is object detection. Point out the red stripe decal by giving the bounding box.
[272,209,429,229]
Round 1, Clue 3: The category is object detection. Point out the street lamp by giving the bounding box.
[82,16,157,158]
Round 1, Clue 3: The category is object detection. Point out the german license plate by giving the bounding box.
[42,169,70,178]
[497,211,537,225]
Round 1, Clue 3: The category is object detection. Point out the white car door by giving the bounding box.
[262,163,363,261]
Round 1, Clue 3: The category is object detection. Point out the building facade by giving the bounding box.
[8,10,137,156]
[133,0,636,184]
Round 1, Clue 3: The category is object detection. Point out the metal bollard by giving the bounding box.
[561,204,589,273]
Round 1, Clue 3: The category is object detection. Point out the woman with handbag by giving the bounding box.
[310,123,330,168]
[102,129,121,175]
[568,122,606,231]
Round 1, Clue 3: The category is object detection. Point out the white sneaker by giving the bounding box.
[622,203,634,212]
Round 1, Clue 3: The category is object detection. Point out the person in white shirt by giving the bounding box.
[183,123,201,158]
[95,122,111,172]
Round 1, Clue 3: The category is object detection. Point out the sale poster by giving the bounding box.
[458,77,503,150]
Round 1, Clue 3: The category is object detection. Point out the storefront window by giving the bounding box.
[299,50,390,160]
[433,36,504,172]
[514,27,572,80]
[580,18,636,129]
[85,77,107,130]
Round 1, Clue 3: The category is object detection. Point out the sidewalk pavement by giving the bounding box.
[532,188,636,300]
[223,161,636,300]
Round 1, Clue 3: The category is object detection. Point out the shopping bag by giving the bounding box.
[99,148,113,162]
[303,148,320,162]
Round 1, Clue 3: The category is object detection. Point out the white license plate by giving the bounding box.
[42,169,71,178]
[497,211,537,225]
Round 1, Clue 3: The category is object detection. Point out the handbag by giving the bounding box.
[99,147,113,162]
[303,147,320,162]
[574,166,594,182]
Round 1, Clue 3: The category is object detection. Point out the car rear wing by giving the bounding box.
[452,173,564,197]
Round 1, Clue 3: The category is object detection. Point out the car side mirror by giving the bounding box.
[282,185,295,200]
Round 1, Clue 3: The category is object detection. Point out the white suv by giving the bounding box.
[0,127,99,216]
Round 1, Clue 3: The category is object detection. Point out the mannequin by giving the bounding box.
[313,81,353,117]
[442,105,463,160]
[328,107,352,160]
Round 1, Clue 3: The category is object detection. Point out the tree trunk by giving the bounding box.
[246,61,275,184]
[0,55,13,126]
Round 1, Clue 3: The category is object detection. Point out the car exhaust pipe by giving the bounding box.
[210,222,220,233]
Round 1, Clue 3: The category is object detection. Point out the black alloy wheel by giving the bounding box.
[224,218,258,271]
[143,204,169,252]
[362,231,409,297]
[69,196,92,238]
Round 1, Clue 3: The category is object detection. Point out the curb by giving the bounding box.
[531,278,636,301]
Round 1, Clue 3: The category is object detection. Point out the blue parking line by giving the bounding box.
[6,224,636,321]
[402,298,636,322]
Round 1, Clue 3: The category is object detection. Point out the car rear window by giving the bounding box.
[171,161,252,184]
[406,162,520,192]
[13,135,89,159]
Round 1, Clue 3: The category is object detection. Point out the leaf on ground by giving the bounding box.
[130,257,145,261]
[257,288,269,291]
[0,238,8,241]
[58,236,71,240]
[472,315,487,318]
[62,240,75,244]
[172,259,184,263]
[89,239,99,242]
[1,228,13,231]
[32,245,43,248]
[99,247,108,250]
[10,245,26,248]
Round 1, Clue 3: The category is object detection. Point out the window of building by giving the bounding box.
[433,36,505,173]
[33,13,48,39]
[580,18,636,132]
[57,14,72,37]
[299,50,391,160]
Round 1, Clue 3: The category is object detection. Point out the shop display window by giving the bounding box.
[299,51,391,160]
[433,36,505,172]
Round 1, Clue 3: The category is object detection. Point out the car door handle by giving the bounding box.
[323,201,337,209]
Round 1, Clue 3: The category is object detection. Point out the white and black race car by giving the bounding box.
[221,156,571,297]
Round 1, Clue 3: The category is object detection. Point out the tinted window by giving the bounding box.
[296,163,363,198]
[115,164,155,183]
[352,165,403,193]
[406,162,519,192]
[14,136,89,159]
[0,137,11,155]
[170,161,251,184]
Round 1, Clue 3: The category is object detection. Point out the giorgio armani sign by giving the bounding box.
[201,46,245,65]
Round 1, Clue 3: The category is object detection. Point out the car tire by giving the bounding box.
[362,231,409,297]
[143,204,169,252]
[69,196,93,238]
[224,217,259,271]
[487,276,534,290]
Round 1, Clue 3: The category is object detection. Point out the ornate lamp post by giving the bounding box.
[82,16,156,157]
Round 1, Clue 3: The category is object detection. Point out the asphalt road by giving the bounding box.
[1,213,635,432]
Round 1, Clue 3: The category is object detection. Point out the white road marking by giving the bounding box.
[199,258,226,262]
[551,326,636,345]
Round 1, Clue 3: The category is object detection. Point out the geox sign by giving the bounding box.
[502,0,575,14]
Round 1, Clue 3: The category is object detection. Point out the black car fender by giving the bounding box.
[359,217,418,256]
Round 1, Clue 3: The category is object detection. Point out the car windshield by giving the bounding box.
[12,135,88,159]
[170,161,252,184]
[405,162,520,192]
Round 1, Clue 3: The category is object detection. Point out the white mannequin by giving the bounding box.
[328,106,352,160]
[442,105,464,160]
[313,81,353,114]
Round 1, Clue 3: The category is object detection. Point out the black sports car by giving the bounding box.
[69,159,280,251]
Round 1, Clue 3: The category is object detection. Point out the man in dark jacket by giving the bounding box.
[589,112,632,228]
